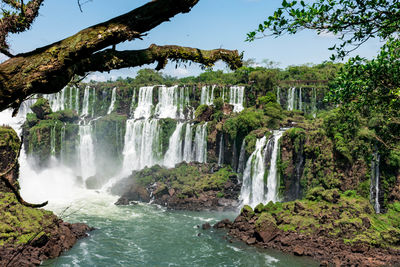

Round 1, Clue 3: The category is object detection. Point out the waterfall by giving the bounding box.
[370,151,381,213]
[45,88,65,112]
[121,119,161,174]
[81,86,91,117]
[183,123,193,162]
[107,87,117,114]
[75,87,80,113]
[265,130,284,202]
[218,134,224,166]
[50,124,56,157]
[91,87,96,117]
[155,85,187,119]
[79,124,96,181]
[237,139,246,174]
[276,87,281,105]
[298,87,302,111]
[311,88,317,118]
[240,137,267,208]
[193,123,207,163]
[60,124,66,164]
[164,122,185,168]
[229,86,245,113]
[129,88,137,117]
[240,130,284,208]
[134,86,154,119]
[200,85,215,105]
[287,87,296,111]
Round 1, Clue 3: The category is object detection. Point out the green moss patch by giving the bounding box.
[0,192,54,247]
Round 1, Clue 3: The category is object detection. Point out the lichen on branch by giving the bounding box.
[75,44,243,75]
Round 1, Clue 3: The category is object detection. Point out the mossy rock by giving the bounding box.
[31,98,52,119]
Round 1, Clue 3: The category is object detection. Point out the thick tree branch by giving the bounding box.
[0,0,203,112]
[75,44,243,75]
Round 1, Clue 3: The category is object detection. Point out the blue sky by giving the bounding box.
[8,0,382,80]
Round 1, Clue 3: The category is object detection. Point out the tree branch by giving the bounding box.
[0,135,48,208]
[75,44,243,75]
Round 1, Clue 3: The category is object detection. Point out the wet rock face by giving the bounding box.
[113,163,241,211]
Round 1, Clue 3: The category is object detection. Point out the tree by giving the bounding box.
[247,0,400,59]
[0,0,243,114]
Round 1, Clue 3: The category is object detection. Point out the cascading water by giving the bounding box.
[164,122,185,168]
[240,137,267,208]
[50,124,56,156]
[107,87,117,114]
[276,87,281,105]
[229,86,245,113]
[193,123,208,163]
[370,151,381,213]
[122,119,161,174]
[265,130,284,203]
[45,88,65,112]
[81,86,91,117]
[237,139,246,174]
[312,88,317,118]
[240,130,285,208]
[200,85,215,105]
[183,123,193,162]
[79,124,96,181]
[287,87,296,111]
[75,87,80,113]
[134,86,154,119]
[155,85,188,119]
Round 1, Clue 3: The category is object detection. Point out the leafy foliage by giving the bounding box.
[248,0,400,58]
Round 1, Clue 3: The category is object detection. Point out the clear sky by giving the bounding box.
[7,0,382,81]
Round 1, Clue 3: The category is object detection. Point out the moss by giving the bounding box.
[195,104,209,119]
[130,163,236,199]
[250,193,400,248]
[0,192,55,247]
[30,98,52,119]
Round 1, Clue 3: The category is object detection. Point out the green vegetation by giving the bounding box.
[245,189,400,248]
[131,163,236,198]
[0,192,54,246]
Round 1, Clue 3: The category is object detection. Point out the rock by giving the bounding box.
[168,188,175,196]
[361,217,371,228]
[213,219,232,229]
[293,245,304,256]
[294,201,305,213]
[202,223,211,230]
[246,237,256,245]
[115,196,130,205]
[31,98,52,119]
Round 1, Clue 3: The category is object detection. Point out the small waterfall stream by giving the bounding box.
[81,86,91,117]
[79,124,96,181]
[107,87,117,114]
[200,85,215,105]
[287,87,296,111]
[370,151,381,213]
[240,130,285,208]
[229,86,245,113]
[265,130,284,202]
